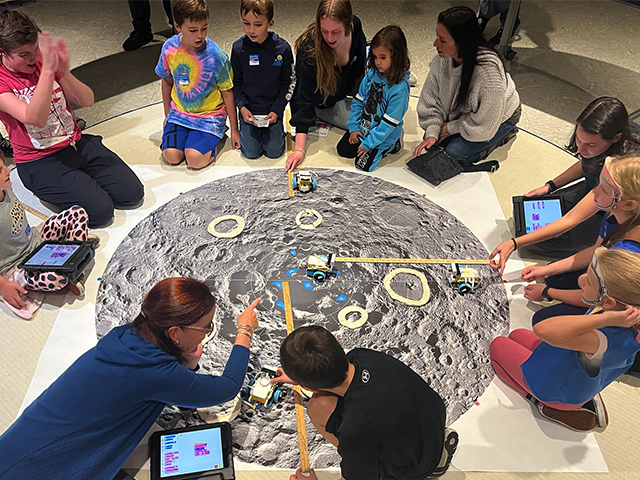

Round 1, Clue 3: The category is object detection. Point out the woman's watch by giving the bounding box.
[542,286,553,301]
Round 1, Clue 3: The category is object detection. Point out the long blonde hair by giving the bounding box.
[602,155,640,246]
[295,0,353,104]
[596,247,640,308]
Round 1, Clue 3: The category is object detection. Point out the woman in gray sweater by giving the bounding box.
[414,6,520,165]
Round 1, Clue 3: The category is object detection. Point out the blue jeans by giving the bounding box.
[239,117,285,159]
[441,120,515,165]
[531,303,588,326]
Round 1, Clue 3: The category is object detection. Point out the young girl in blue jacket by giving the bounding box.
[336,25,410,171]
[490,247,640,432]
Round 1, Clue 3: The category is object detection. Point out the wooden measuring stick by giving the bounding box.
[288,171,295,197]
[334,256,490,265]
[22,203,49,221]
[282,282,311,473]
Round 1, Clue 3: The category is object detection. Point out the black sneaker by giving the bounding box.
[123,30,154,52]
[0,135,13,158]
[427,427,458,478]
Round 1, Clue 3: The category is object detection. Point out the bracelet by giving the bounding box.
[293,149,306,158]
[511,237,518,251]
[545,180,558,192]
[238,324,254,334]
[236,330,252,340]
[542,286,552,301]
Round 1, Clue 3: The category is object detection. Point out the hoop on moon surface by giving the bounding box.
[338,305,368,328]
[208,215,245,238]
[295,209,323,230]
[384,268,430,306]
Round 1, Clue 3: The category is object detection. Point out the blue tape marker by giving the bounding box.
[276,301,285,310]
[286,268,298,276]
[336,295,346,301]
[303,281,313,291]
[290,249,297,256]
[272,282,283,290]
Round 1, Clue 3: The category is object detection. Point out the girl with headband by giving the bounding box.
[490,155,640,280]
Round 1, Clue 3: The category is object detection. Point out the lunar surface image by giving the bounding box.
[95,168,509,468]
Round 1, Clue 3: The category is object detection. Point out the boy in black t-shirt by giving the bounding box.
[272,325,458,480]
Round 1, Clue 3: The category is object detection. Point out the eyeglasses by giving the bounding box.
[182,309,218,335]
[582,253,638,308]
[183,322,214,335]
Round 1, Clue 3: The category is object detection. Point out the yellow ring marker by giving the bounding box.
[384,268,430,306]
[208,215,245,238]
[295,209,323,230]
[338,305,368,329]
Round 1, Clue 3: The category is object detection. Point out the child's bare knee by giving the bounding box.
[185,150,213,170]
[163,149,184,165]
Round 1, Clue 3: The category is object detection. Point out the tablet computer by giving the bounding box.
[150,422,235,480]
[17,241,95,274]
[512,195,566,237]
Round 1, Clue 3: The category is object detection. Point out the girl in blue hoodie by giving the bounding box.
[336,25,410,171]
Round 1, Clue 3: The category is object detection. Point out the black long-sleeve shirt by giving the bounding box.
[231,32,295,118]
[290,16,366,134]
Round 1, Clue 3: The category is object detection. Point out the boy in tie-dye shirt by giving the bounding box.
[155,0,240,169]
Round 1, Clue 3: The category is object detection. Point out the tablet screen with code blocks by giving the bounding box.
[150,422,234,480]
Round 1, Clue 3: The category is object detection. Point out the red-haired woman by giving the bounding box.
[0,277,259,480]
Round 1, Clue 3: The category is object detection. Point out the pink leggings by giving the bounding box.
[24,206,89,292]
[489,329,583,411]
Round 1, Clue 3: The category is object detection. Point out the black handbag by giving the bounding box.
[406,146,463,186]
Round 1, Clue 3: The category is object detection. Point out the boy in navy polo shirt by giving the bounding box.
[231,0,294,159]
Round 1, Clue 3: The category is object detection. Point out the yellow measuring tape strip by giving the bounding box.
[288,171,294,197]
[282,282,311,473]
[22,203,49,221]
[334,257,490,265]
[285,107,293,155]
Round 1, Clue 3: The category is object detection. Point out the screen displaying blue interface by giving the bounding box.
[24,244,79,266]
[160,428,225,478]
[523,198,562,233]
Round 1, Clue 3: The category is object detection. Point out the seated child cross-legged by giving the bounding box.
[490,247,640,432]
[272,325,458,480]
[231,0,294,159]
[337,25,410,172]
[0,164,94,319]
[156,0,240,170]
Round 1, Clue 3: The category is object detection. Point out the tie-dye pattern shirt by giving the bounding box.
[155,36,233,138]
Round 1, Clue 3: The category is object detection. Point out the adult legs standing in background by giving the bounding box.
[123,0,173,52]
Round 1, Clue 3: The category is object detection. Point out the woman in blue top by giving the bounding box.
[336,25,410,172]
[0,277,260,480]
[490,247,640,432]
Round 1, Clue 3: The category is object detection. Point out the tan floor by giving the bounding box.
[2,100,640,480]
[2,0,640,478]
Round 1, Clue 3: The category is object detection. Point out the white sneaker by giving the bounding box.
[408,71,418,87]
